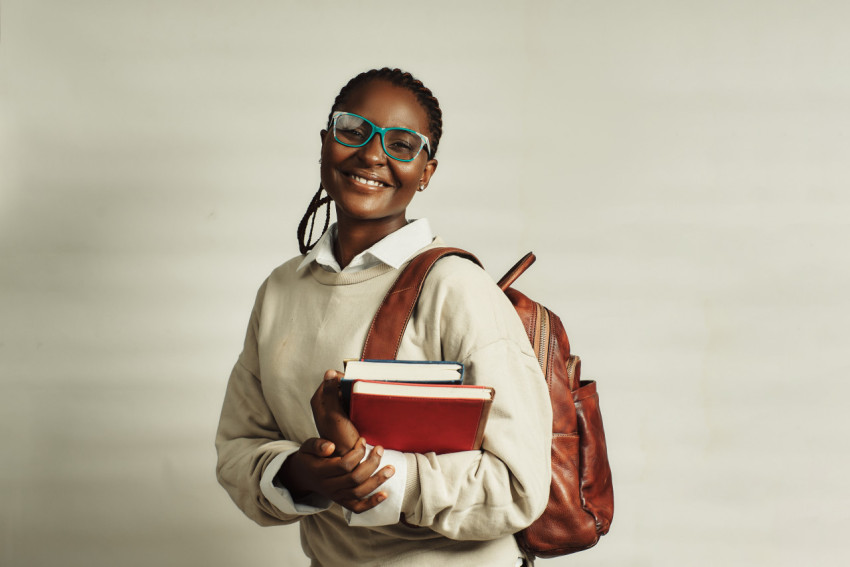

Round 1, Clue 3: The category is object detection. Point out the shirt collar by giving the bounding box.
[296,218,434,273]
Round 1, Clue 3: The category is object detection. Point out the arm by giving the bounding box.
[310,370,360,456]
[397,258,554,540]
[215,281,394,525]
[215,353,304,525]
[310,370,409,527]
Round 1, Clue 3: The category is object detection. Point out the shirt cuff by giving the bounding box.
[260,450,333,515]
[344,447,407,527]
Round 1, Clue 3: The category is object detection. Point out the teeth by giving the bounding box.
[351,174,385,187]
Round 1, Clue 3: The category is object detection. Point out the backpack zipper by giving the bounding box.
[534,303,551,378]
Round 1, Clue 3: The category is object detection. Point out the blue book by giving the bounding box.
[340,359,464,409]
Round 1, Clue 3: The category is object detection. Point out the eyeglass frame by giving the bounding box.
[330,111,431,162]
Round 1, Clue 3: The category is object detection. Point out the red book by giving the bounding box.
[349,380,495,454]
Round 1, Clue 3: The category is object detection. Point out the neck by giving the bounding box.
[334,214,408,269]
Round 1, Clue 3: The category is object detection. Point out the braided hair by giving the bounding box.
[297,68,443,255]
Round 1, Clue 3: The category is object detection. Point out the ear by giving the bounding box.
[319,130,330,161]
[418,158,438,191]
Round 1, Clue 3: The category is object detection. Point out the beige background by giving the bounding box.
[2,1,848,565]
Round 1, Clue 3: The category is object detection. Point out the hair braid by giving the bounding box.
[296,184,332,255]
[296,67,442,254]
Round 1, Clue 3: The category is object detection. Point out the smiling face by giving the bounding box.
[319,79,438,230]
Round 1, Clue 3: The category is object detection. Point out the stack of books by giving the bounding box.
[342,360,495,455]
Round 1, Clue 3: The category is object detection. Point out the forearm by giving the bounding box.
[216,355,317,525]
[216,435,305,525]
[401,446,550,540]
[399,341,553,540]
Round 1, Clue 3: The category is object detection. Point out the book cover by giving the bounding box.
[348,380,495,454]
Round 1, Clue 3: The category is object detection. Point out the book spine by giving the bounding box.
[471,395,494,450]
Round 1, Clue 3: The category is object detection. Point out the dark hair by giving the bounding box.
[297,68,442,255]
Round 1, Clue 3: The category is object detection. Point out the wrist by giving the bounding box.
[276,452,311,500]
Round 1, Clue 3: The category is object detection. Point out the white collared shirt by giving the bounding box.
[297,218,435,273]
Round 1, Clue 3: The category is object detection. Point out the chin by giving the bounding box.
[334,197,391,219]
[337,205,405,224]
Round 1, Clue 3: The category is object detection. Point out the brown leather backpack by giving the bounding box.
[361,247,614,557]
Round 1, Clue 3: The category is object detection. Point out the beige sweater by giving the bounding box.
[216,241,553,566]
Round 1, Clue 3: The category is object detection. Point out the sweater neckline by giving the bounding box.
[308,262,397,285]
[306,236,446,286]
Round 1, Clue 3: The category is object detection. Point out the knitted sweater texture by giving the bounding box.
[216,241,553,566]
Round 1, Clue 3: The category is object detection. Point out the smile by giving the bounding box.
[348,174,390,188]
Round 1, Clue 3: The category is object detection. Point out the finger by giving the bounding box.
[312,371,345,421]
[325,444,387,493]
[312,370,342,409]
[312,375,334,403]
[335,447,383,489]
[320,373,343,406]
[334,464,395,501]
[340,490,389,514]
[350,443,385,482]
[316,438,371,481]
[331,432,360,458]
[320,382,343,414]
[334,438,368,473]
[300,437,336,457]
[305,438,367,482]
[323,369,343,382]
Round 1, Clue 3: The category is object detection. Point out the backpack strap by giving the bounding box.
[361,247,482,360]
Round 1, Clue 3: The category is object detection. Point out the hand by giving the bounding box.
[311,369,360,456]
[278,437,395,514]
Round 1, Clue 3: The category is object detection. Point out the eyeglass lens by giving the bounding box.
[334,114,423,161]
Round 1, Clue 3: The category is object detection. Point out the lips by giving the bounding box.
[347,172,393,188]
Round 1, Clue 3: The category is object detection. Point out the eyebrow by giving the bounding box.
[338,110,424,133]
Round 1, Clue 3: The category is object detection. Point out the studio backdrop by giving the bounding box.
[1,1,848,566]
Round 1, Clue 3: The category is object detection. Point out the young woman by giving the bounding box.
[216,68,553,566]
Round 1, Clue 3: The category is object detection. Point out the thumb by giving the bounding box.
[301,437,335,457]
[323,369,343,382]
[320,370,343,407]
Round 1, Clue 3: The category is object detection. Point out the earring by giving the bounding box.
[418,184,425,191]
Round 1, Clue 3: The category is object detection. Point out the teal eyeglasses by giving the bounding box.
[331,111,431,162]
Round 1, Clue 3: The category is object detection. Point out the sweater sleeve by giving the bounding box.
[398,257,553,541]
[215,279,311,525]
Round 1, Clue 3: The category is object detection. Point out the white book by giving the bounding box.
[343,359,464,383]
[352,380,494,400]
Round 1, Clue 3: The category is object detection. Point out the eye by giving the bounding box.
[388,139,414,151]
[334,116,373,145]
[385,130,420,155]
[339,127,367,139]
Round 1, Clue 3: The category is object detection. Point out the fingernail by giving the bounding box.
[320,442,330,452]
[384,466,395,478]
[376,492,387,503]
[375,446,384,458]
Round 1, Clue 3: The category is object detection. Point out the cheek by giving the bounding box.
[321,139,342,165]
[387,180,422,211]
[391,161,426,187]
[320,143,351,185]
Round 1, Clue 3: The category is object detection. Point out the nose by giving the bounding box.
[357,132,387,165]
